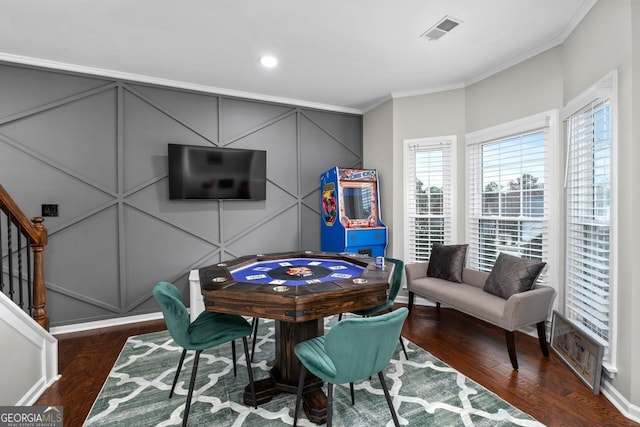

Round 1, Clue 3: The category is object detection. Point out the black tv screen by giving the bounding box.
[168,144,267,200]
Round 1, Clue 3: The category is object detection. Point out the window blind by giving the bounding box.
[404,138,454,263]
[467,129,549,274]
[565,98,612,349]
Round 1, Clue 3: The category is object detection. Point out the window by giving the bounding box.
[404,137,455,263]
[466,114,553,274]
[562,71,617,367]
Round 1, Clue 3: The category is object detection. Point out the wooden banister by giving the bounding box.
[0,184,49,330]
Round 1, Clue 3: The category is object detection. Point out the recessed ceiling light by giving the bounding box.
[260,56,278,68]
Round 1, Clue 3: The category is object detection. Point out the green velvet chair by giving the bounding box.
[339,257,409,359]
[153,281,257,427]
[293,307,409,427]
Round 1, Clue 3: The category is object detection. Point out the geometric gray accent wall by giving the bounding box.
[0,62,362,327]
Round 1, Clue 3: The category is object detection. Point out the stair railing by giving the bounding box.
[0,184,49,330]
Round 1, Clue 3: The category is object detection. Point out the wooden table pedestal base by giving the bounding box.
[243,368,327,424]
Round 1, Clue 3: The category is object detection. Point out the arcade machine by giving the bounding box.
[320,167,387,257]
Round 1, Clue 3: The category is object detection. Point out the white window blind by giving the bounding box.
[467,127,549,274]
[404,137,454,263]
[565,98,613,354]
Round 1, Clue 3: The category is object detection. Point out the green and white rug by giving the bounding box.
[85,317,544,426]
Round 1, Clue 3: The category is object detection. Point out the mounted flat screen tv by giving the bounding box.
[168,143,267,200]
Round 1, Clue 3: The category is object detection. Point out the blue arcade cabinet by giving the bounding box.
[320,167,387,257]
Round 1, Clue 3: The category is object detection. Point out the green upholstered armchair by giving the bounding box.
[153,281,257,426]
[293,307,409,427]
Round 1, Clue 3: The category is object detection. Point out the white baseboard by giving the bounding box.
[17,374,61,406]
[601,379,640,423]
[49,311,165,335]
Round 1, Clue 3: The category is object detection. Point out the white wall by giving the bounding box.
[631,0,640,409]
[391,89,466,259]
[363,99,394,252]
[465,47,564,133]
[561,0,636,408]
[0,319,41,405]
[363,0,639,413]
[0,293,58,405]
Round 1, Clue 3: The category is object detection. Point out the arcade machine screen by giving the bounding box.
[341,182,381,228]
[342,186,373,221]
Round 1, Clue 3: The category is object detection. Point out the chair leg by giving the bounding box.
[241,336,258,408]
[327,382,333,427]
[251,317,259,362]
[408,291,414,313]
[170,349,187,398]
[349,382,355,405]
[399,336,409,359]
[231,340,237,376]
[505,330,519,370]
[293,365,306,427]
[537,321,550,357]
[378,371,400,427]
[183,350,202,427]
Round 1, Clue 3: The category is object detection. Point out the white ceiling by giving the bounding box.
[1,0,596,113]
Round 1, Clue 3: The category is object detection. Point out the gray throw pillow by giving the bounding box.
[426,243,468,283]
[483,253,546,299]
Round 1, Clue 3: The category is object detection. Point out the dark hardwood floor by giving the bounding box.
[35,304,637,426]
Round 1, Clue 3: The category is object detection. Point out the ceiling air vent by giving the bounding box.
[420,16,462,41]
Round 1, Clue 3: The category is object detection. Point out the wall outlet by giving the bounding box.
[41,204,59,217]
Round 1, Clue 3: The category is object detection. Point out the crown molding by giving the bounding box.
[0,53,363,115]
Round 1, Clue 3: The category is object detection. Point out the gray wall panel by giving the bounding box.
[0,64,108,121]
[47,206,120,306]
[122,89,214,192]
[0,62,362,326]
[128,184,221,243]
[0,139,115,230]
[234,114,299,195]
[220,185,288,242]
[227,208,300,256]
[130,84,220,143]
[123,206,218,306]
[3,88,118,193]
[301,199,321,249]
[300,115,361,194]
[303,109,362,154]
[220,98,294,142]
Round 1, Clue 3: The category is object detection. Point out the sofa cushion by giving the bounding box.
[426,243,468,283]
[483,253,546,299]
[408,277,506,327]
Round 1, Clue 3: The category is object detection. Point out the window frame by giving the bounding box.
[561,70,618,373]
[465,111,560,289]
[403,136,457,264]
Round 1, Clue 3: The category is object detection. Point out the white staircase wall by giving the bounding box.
[0,292,59,405]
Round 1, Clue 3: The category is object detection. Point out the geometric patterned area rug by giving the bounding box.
[85,316,544,426]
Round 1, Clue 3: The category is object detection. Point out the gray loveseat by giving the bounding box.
[405,262,556,370]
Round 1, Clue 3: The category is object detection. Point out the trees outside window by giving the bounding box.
[404,137,455,263]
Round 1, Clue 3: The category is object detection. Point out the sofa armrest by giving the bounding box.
[503,286,557,331]
[405,262,429,288]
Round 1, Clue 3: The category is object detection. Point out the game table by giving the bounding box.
[198,251,393,424]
